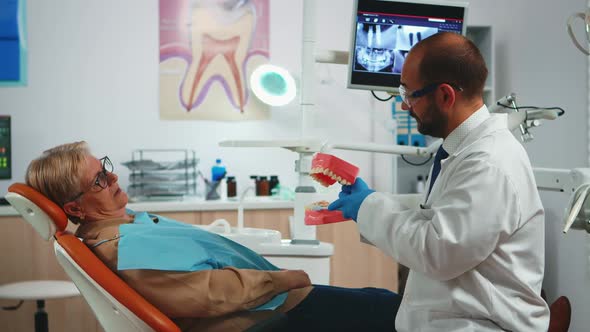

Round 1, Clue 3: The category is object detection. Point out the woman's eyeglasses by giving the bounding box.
[70,156,113,201]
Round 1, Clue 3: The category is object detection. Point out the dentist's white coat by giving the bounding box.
[357,108,550,331]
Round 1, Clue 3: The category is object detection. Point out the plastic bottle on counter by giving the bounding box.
[227,176,237,199]
[211,159,226,182]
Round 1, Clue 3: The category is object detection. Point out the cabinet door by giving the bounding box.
[242,209,291,239]
[316,220,398,292]
[200,210,238,226]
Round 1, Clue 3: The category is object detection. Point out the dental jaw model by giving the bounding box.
[305,153,359,225]
[309,152,358,186]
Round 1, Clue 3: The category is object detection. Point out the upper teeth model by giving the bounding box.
[309,153,359,187]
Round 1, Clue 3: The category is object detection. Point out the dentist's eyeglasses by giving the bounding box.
[70,156,113,201]
[399,82,463,107]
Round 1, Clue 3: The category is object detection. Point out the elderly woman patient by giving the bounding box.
[26,141,401,332]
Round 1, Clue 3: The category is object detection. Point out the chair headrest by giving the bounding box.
[6,183,69,240]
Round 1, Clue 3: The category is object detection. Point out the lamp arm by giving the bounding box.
[534,168,590,234]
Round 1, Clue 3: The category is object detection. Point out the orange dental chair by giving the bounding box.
[6,183,289,332]
[6,183,181,331]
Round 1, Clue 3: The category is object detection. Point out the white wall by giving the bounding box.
[466,1,590,330]
[1,0,589,330]
[0,0,386,197]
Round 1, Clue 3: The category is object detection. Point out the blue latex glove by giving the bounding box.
[328,177,375,221]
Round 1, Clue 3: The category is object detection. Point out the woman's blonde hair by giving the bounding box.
[25,141,90,216]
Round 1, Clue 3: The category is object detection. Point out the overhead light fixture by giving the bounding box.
[250,64,296,106]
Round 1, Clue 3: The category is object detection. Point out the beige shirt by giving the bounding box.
[75,217,312,332]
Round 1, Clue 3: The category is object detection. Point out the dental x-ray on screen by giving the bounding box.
[347,0,468,93]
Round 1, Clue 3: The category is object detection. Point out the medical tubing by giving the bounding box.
[205,219,232,234]
[401,154,433,166]
[496,103,566,117]
[1,300,24,310]
[237,186,255,230]
[371,90,395,101]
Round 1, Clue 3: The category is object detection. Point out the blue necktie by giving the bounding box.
[427,146,449,199]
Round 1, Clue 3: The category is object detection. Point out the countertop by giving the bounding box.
[0,196,294,217]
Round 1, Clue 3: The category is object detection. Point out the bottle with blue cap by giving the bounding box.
[206,159,227,200]
[211,159,226,182]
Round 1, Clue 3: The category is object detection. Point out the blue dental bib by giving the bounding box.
[117,210,287,311]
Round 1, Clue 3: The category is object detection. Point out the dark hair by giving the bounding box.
[411,32,488,100]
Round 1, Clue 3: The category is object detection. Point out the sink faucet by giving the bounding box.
[237,186,255,230]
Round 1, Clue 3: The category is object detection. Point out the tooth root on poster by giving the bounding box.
[159,0,271,121]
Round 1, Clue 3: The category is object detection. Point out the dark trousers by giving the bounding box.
[284,285,401,331]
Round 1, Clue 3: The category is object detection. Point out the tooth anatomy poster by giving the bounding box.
[159,0,270,120]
